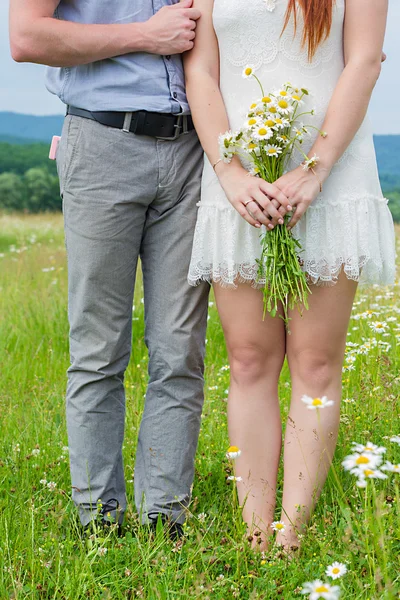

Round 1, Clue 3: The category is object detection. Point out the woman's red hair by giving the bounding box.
[283,0,335,60]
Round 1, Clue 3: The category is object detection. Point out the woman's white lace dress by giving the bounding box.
[188,0,396,287]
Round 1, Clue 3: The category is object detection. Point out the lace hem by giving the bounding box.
[188,196,396,288]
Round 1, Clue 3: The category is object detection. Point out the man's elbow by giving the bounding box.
[10,30,39,63]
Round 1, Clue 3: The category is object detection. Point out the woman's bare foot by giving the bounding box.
[275,526,301,558]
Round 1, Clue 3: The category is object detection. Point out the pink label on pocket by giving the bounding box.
[49,136,61,160]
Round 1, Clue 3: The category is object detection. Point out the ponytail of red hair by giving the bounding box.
[282,0,335,60]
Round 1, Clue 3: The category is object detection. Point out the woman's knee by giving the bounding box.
[288,347,341,389]
[229,342,283,386]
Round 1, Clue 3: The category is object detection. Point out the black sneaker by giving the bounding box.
[148,514,184,541]
[82,498,123,538]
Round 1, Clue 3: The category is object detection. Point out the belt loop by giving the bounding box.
[182,115,189,135]
[122,112,133,133]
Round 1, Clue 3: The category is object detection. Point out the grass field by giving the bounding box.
[0,213,399,600]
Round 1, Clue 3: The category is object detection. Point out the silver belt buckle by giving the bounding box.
[156,115,184,141]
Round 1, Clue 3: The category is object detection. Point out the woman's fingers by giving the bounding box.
[287,204,304,229]
[259,180,292,211]
[237,203,262,228]
[245,199,273,227]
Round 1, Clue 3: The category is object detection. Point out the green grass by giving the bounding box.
[0,213,399,599]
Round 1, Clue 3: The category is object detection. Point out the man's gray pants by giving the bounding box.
[57,115,209,526]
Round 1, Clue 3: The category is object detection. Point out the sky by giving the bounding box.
[1,2,399,134]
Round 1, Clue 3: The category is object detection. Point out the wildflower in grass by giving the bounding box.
[227,475,243,482]
[226,446,241,459]
[351,442,386,455]
[356,468,387,487]
[390,435,400,445]
[326,562,347,579]
[97,548,107,557]
[382,461,400,473]
[198,512,207,522]
[369,321,388,333]
[300,580,341,599]
[31,448,40,456]
[47,481,57,491]
[271,521,286,533]
[40,479,47,485]
[301,395,335,410]
[342,451,382,473]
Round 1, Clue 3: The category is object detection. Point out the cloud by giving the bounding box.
[1,2,399,133]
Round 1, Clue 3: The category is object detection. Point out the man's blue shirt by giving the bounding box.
[45,0,189,114]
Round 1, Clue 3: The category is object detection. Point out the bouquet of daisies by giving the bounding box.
[219,66,327,326]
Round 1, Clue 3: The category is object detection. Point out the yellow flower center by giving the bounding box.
[278,100,288,109]
[356,456,370,465]
[332,568,340,574]
[315,586,329,593]
[248,142,257,149]
[228,445,240,453]
[275,118,283,124]
[267,148,277,154]
[275,523,284,530]
[279,91,288,96]
[248,119,257,126]
[250,103,257,109]
[364,469,374,476]
[258,128,268,136]
[312,398,323,406]
[292,94,301,101]
[265,119,275,127]
[269,106,277,113]
[245,68,253,76]
[262,96,272,103]
[376,323,384,328]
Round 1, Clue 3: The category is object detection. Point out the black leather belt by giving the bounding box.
[66,106,195,140]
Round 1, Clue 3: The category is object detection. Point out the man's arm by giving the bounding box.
[9,0,200,67]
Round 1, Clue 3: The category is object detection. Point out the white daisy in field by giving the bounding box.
[301,580,341,600]
[271,521,286,532]
[381,461,400,473]
[242,65,256,79]
[352,442,387,455]
[390,435,400,445]
[301,395,335,410]
[227,475,243,482]
[326,562,347,580]
[342,452,382,473]
[254,126,273,141]
[369,321,388,333]
[356,467,387,484]
[265,144,283,157]
[226,446,242,459]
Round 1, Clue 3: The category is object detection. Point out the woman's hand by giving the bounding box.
[216,163,292,229]
[273,165,329,229]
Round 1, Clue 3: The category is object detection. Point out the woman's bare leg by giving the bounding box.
[214,282,285,549]
[276,273,357,550]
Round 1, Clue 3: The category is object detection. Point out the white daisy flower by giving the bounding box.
[291,93,304,104]
[381,461,400,473]
[390,435,400,445]
[275,98,293,115]
[227,475,243,482]
[342,452,382,473]
[356,467,387,483]
[265,144,282,157]
[271,521,286,533]
[254,126,273,141]
[369,321,388,333]
[325,562,348,580]
[242,65,256,79]
[301,580,341,600]
[218,132,235,163]
[351,442,387,455]
[226,446,242,459]
[301,395,335,410]
[302,154,320,170]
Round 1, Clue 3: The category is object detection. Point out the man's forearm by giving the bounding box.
[10,18,150,66]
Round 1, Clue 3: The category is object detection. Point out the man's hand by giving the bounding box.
[142,0,201,55]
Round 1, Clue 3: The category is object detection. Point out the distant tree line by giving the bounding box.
[0,141,400,221]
